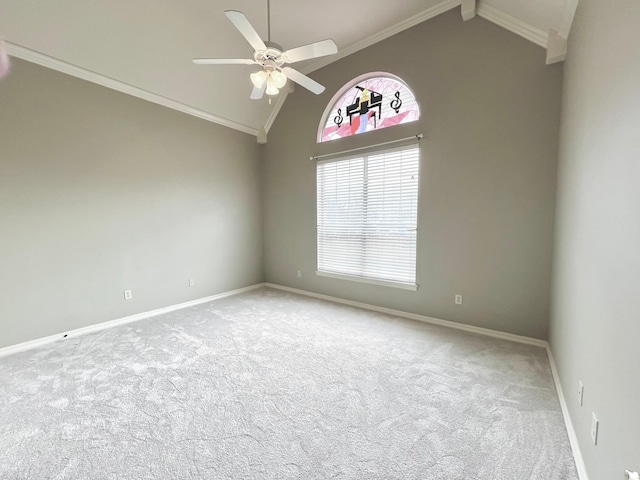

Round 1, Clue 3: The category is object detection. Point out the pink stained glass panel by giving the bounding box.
[320,76,419,143]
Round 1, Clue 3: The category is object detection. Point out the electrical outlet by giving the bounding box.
[590,412,599,445]
[189,278,195,287]
[297,270,302,278]
[123,290,132,300]
[578,381,584,406]
[455,294,463,305]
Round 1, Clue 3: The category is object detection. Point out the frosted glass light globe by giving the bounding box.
[272,70,287,89]
[250,70,267,89]
[265,77,280,96]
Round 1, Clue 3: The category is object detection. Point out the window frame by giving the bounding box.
[315,142,421,291]
[317,72,420,144]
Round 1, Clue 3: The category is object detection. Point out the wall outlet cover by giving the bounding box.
[578,380,584,406]
[590,412,599,445]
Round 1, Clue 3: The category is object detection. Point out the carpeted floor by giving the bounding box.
[0,287,578,479]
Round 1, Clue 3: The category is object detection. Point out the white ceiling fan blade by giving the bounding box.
[224,10,267,53]
[282,39,338,64]
[250,83,266,100]
[282,67,325,95]
[193,58,256,65]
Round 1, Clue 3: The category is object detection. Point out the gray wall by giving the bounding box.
[0,59,263,349]
[549,0,640,477]
[263,10,563,339]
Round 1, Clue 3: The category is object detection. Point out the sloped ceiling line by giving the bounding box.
[5,42,261,137]
[265,0,461,139]
[4,0,576,140]
[476,3,547,47]
[545,0,579,64]
[558,0,579,38]
[301,0,461,75]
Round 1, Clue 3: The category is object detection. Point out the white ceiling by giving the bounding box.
[0,0,578,140]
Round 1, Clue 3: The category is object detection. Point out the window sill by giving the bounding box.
[316,270,418,291]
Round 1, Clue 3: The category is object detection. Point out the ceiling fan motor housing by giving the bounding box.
[254,42,285,67]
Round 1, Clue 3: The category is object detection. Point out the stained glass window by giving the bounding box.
[318,73,420,143]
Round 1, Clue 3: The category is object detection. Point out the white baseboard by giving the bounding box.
[0,283,265,358]
[264,283,547,348]
[265,282,588,477]
[546,346,590,480]
[0,280,589,479]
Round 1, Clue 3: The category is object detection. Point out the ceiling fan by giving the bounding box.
[193,1,337,100]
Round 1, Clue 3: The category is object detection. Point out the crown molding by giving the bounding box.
[262,0,460,137]
[6,0,560,140]
[301,0,461,75]
[476,3,548,48]
[546,29,567,65]
[267,0,552,137]
[6,43,260,137]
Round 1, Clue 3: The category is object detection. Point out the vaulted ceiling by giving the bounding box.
[0,0,577,141]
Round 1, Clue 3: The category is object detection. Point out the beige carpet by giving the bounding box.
[0,287,578,479]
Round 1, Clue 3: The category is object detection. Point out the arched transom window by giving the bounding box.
[318,73,420,143]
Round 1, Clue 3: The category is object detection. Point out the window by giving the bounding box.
[318,73,420,143]
[316,143,420,290]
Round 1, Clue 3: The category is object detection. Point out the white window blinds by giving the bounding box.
[316,144,420,289]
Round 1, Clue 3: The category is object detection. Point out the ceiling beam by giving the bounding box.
[461,0,477,21]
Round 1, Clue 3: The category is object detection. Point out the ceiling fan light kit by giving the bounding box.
[193,1,337,100]
[254,69,286,95]
[250,70,268,89]
[249,57,288,96]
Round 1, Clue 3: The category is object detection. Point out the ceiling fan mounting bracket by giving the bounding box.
[254,46,285,68]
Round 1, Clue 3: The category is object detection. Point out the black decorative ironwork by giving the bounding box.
[333,108,343,128]
[390,91,402,114]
